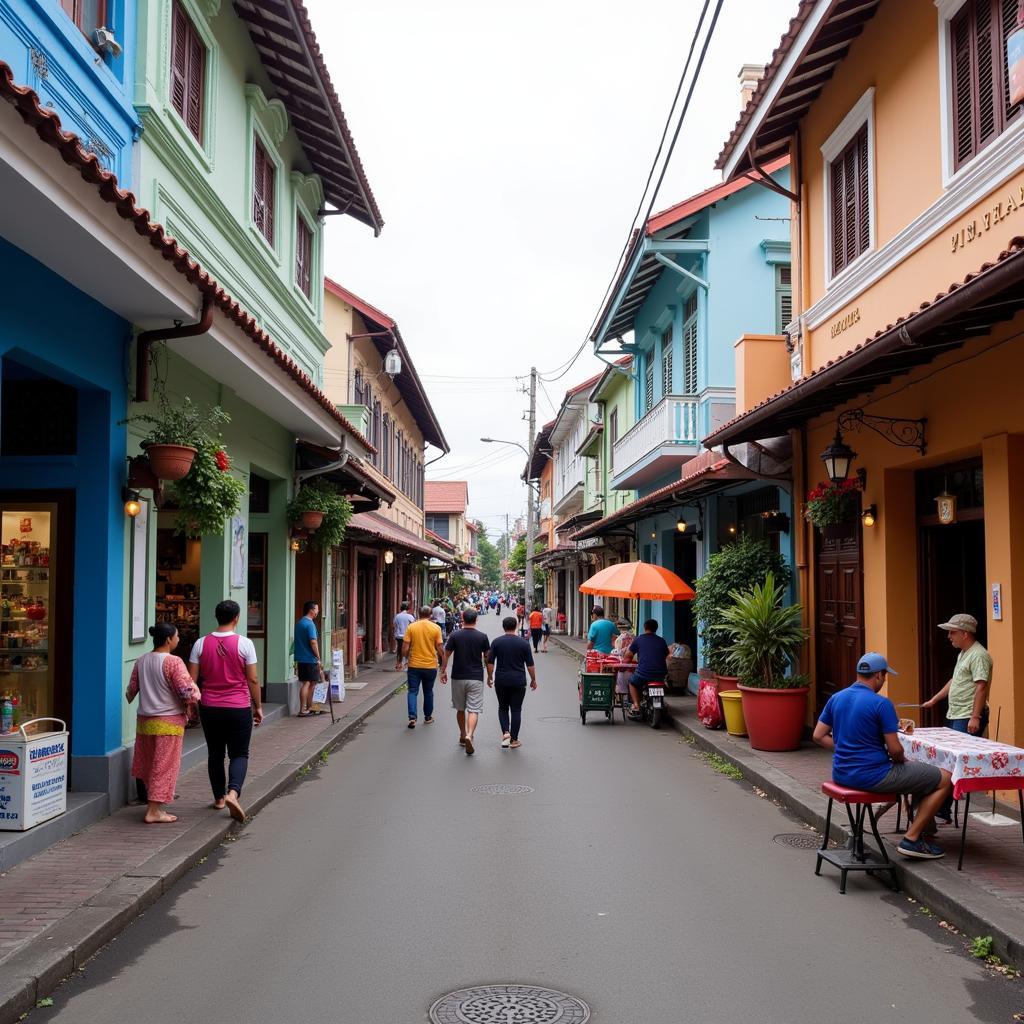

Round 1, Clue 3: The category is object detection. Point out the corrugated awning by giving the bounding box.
[349,511,453,562]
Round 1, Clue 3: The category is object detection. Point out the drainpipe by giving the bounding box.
[135,295,215,402]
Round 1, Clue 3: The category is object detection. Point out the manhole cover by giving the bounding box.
[470,784,535,796]
[537,716,576,723]
[773,832,821,850]
[430,985,590,1023]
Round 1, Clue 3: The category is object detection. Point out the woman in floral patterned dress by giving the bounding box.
[126,622,201,824]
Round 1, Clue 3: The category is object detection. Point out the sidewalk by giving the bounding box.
[548,632,1024,969]
[0,661,404,1024]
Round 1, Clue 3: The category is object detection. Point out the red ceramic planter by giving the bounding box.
[737,684,809,751]
[302,511,325,530]
[146,443,197,481]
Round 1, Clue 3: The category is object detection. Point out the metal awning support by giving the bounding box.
[295,437,349,487]
[652,253,709,291]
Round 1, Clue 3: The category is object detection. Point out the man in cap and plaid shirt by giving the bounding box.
[923,613,992,736]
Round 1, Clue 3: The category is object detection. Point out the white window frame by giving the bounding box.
[821,87,876,288]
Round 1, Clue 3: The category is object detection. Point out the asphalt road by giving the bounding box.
[34,615,1021,1023]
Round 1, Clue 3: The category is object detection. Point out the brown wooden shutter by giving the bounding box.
[253,138,275,244]
[171,2,188,119]
[830,126,870,276]
[976,0,999,146]
[295,215,312,297]
[186,31,204,141]
[856,125,870,254]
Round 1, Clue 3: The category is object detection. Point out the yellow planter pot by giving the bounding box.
[719,690,747,737]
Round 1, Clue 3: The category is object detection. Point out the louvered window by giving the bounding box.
[382,414,391,478]
[829,124,870,278]
[643,360,654,413]
[682,293,698,394]
[353,369,363,406]
[775,265,793,334]
[170,1,205,143]
[253,136,275,245]
[609,408,618,471]
[950,0,1024,171]
[371,401,381,467]
[295,215,313,298]
[661,326,674,397]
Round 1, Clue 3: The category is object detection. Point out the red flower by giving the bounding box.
[215,449,230,472]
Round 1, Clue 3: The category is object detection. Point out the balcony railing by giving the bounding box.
[611,395,699,487]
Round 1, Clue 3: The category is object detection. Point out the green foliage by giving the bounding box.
[475,521,502,588]
[507,537,546,590]
[129,396,230,450]
[696,750,744,779]
[168,441,245,538]
[970,935,994,959]
[286,480,353,550]
[804,478,861,528]
[692,536,791,673]
[717,572,807,689]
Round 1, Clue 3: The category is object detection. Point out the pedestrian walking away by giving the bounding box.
[440,608,490,755]
[126,622,201,824]
[431,600,447,639]
[529,606,543,652]
[813,652,953,860]
[294,600,326,717]
[487,615,537,749]
[403,605,443,728]
[189,599,263,823]
[541,602,553,652]
[393,602,415,671]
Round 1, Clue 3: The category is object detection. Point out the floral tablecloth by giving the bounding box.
[899,727,1024,798]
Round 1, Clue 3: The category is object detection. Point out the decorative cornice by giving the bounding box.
[290,169,324,216]
[245,83,289,147]
[760,238,791,264]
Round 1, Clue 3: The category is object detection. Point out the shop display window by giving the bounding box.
[1,507,56,733]
[155,522,201,663]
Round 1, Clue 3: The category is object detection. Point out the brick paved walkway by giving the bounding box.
[549,632,1024,916]
[0,663,403,964]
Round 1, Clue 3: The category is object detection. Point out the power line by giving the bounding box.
[537,0,720,385]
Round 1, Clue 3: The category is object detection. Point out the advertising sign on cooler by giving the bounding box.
[0,720,69,831]
[330,649,345,702]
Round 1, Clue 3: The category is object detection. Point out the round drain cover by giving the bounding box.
[430,985,590,1023]
[773,832,821,850]
[470,784,535,795]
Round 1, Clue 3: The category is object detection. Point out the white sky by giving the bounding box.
[309,0,795,538]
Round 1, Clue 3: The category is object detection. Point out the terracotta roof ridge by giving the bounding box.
[0,61,374,454]
[324,277,396,330]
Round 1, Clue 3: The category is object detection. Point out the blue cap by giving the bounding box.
[857,652,898,676]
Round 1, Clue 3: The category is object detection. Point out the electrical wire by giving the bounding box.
[537,0,720,385]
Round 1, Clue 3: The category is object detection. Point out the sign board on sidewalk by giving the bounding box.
[330,649,345,702]
[0,726,68,831]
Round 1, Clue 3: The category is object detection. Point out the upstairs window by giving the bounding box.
[950,0,1024,170]
[61,0,107,45]
[775,265,793,334]
[170,1,206,143]
[644,360,654,413]
[682,293,698,394]
[829,124,870,277]
[661,325,673,397]
[353,368,363,406]
[609,408,618,471]
[252,136,275,245]
[295,214,313,298]
[382,414,391,478]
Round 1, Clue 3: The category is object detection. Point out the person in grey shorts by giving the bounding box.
[813,651,953,860]
[440,608,490,756]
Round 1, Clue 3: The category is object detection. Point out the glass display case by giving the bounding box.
[1,507,55,732]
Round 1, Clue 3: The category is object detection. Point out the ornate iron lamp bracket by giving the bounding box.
[836,410,927,455]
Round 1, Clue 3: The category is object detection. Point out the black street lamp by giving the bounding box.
[821,430,857,484]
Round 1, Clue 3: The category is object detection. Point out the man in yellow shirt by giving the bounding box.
[402,605,443,729]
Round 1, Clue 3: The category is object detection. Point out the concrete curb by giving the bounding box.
[0,682,400,1024]
[662,701,1024,971]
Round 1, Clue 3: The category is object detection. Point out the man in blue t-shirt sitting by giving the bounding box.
[813,652,952,860]
[623,618,669,718]
[586,606,618,654]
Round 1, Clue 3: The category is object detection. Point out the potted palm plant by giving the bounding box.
[717,572,809,752]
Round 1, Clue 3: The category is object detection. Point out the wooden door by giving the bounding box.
[815,517,864,714]
[294,546,323,628]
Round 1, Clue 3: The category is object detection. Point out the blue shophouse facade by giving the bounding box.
[0,0,141,803]
[585,161,796,672]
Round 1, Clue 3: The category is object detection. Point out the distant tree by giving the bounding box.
[474,520,502,588]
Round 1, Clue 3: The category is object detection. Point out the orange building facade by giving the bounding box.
[713,0,1024,744]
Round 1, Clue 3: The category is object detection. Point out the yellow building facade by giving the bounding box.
[713,0,1024,743]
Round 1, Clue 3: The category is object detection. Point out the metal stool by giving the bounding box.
[815,782,901,894]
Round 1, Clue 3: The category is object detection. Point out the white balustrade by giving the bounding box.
[612,395,699,480]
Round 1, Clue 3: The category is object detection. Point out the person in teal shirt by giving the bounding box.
[586,606,619,654]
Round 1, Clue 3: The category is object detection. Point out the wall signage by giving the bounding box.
[829,307,860,339]
[950,185,1024,252]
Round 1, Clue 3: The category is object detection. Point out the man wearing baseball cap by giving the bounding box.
[814,652,952,860]
[923,613,992,736]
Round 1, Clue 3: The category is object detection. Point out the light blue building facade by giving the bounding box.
[578,162,796,671]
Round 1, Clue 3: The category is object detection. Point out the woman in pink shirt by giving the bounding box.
[189,600,262,822]
[126,622,201,824]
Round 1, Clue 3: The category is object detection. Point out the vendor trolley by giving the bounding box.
[578,652,630,724]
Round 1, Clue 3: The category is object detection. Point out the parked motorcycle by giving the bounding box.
[629,678,665,729]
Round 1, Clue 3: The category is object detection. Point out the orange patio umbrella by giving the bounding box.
[579,561,695,601]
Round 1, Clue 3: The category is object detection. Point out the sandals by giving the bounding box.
[297,710,312,718]
[509,739,522,749]
[501,734,511,748]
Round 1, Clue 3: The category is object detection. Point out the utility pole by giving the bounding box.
[504,513,510,563]
[524,366,537,608]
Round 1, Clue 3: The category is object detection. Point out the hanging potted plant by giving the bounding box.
[129,397,230,481]
[803,478,861,541]
[286,480,353,549]
[169,441,246,538]
[716,572,809,752]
